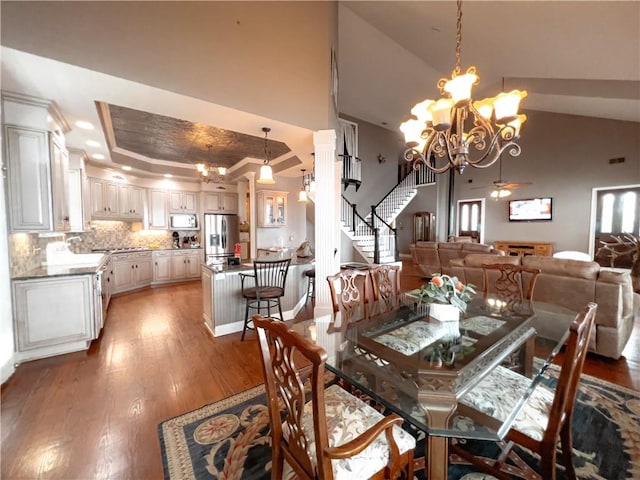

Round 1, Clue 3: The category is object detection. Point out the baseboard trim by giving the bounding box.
[1,356,16,385]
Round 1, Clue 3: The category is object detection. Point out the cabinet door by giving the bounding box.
[169,191,184,212]
[257,191,287,227]
[13,276,94,351]
[221,193,238,213]
[129,186,144,219]
[149,189,168,229]
[118,184,131,217]
[183,192,197,213]
[203,192,221,213]
[135,255,153,286]
[187,251,202,277]
[171,254,188,279]
[105,182,118,217]
[90,178,107,217]
[153,254,172,282]
[112,258,134,293]
[5,126,52,231]
[49,133,70,231]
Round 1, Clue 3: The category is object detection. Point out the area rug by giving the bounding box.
[159,367,640,480]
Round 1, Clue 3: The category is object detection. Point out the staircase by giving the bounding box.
[341,166,435,264]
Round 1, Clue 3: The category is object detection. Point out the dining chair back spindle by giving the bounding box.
[452,302,598,480]
[326,269,371,326]
[370,264,401,316]
[254,315,415,480]
[482,263,541,311]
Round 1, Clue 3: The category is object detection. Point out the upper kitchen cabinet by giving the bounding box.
[67,149,91,232]
[257,190,287,227]
[169,190,197,213]
[148,188,169,229]
[90,179,144,221]
[3,93,71,232]
[202,191,238,214]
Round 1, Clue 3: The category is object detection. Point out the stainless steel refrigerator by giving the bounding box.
[204,214,240,262]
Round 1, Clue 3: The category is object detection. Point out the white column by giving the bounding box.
[244,172,257,260]
[313,129,339,317]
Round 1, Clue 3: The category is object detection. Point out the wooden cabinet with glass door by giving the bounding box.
[413,211,436,243]
[257,190,287,227]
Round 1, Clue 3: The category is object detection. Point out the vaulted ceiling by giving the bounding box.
[1,1,638,183]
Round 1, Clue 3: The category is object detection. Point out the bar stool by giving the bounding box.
[304,268,315,305]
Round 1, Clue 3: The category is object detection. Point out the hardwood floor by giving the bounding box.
[1,261,638,479]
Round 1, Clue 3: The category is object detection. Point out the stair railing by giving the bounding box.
[371,206,398,263]
[341,195,374,238]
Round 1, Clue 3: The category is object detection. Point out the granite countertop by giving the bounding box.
[203,256,314,274]
[12,255,110,281]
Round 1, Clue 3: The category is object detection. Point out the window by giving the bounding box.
[593,186,639,268]
[457,199,484,243]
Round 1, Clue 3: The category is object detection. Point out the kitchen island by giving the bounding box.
[201,257,314,337]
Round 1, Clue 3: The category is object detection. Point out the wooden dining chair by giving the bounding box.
[326,269,371,325]
[451,302,598,480]
[254,315,415,480]
[369,264,401,316]
[239,258,291,340]
[482,263,541,303]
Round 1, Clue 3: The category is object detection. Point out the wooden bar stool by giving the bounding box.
[304,268,315,305]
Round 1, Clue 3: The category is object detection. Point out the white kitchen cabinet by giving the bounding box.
[117,184,144,219]
[152,250,172,283]
[149,189,169,229]
[202,191,238,214]
[111,252,152,294]
[171,250,202,280]
[257,190,287,227]
[90,178,119,218]
[67,152,91,232]
[169,190,197,213]
[186,250,202,277]
[12,274,96,360]
[5,126,70,232]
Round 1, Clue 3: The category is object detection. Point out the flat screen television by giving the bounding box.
[508,197,553,222]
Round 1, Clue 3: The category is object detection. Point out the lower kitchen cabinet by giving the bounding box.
[111,252,152,294]
[152,249,203,285]
[152,250,172,283]
[12,274,98,361]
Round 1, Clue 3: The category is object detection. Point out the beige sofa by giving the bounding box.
[449,254,639,359]
[409,241,504,278]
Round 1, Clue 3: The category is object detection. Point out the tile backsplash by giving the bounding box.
[9,222,202,277]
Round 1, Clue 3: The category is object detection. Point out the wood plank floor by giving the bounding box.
[2,260,638,479]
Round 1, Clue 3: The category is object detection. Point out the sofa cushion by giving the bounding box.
[522,256,599,280]
[461,243,495,254]
[465,254,521,268]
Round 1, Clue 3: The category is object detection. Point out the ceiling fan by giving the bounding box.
[471,156,532,199]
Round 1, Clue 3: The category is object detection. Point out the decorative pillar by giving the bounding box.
[244,172,257,260]
[313,129,339,317]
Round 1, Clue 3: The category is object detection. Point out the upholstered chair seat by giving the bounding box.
[284,383,416,479]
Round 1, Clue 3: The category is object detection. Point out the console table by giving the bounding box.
[494,241,553,257]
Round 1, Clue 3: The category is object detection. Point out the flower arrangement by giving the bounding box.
[417,273,476,313]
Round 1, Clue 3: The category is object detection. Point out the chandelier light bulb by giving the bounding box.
[444,71,478,105]
[410,99,435,123]
[493,90,528,123]
[257,164,275,184]
[472,97,495,120]
[429,98,454,131]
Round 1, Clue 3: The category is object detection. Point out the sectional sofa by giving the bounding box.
[448,253,638,359]
[409,241,504,278]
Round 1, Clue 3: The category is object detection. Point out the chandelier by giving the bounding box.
[400,0,528,174]
[195,144,227,183]
[257,127,275,184]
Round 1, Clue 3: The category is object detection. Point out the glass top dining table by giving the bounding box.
[292,293,578,480]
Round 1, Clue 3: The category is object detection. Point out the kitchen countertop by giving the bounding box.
[13,247,206,280]
[202,256,314,274]
[12,255,110,280]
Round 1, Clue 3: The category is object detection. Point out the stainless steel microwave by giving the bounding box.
[169,213,199,230]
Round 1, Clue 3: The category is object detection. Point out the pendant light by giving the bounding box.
[298,169,308,203]
[257,127,275,184]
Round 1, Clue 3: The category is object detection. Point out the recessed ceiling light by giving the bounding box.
[122,166,132,171]
[86,140,101,148]
[75,120,94,130]
[92,153,105,160]
[164,173,173,178]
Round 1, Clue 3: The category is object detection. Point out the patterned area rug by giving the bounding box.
[159,367,639,480]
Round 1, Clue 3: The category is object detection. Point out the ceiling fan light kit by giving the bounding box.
[400,0,527,175]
